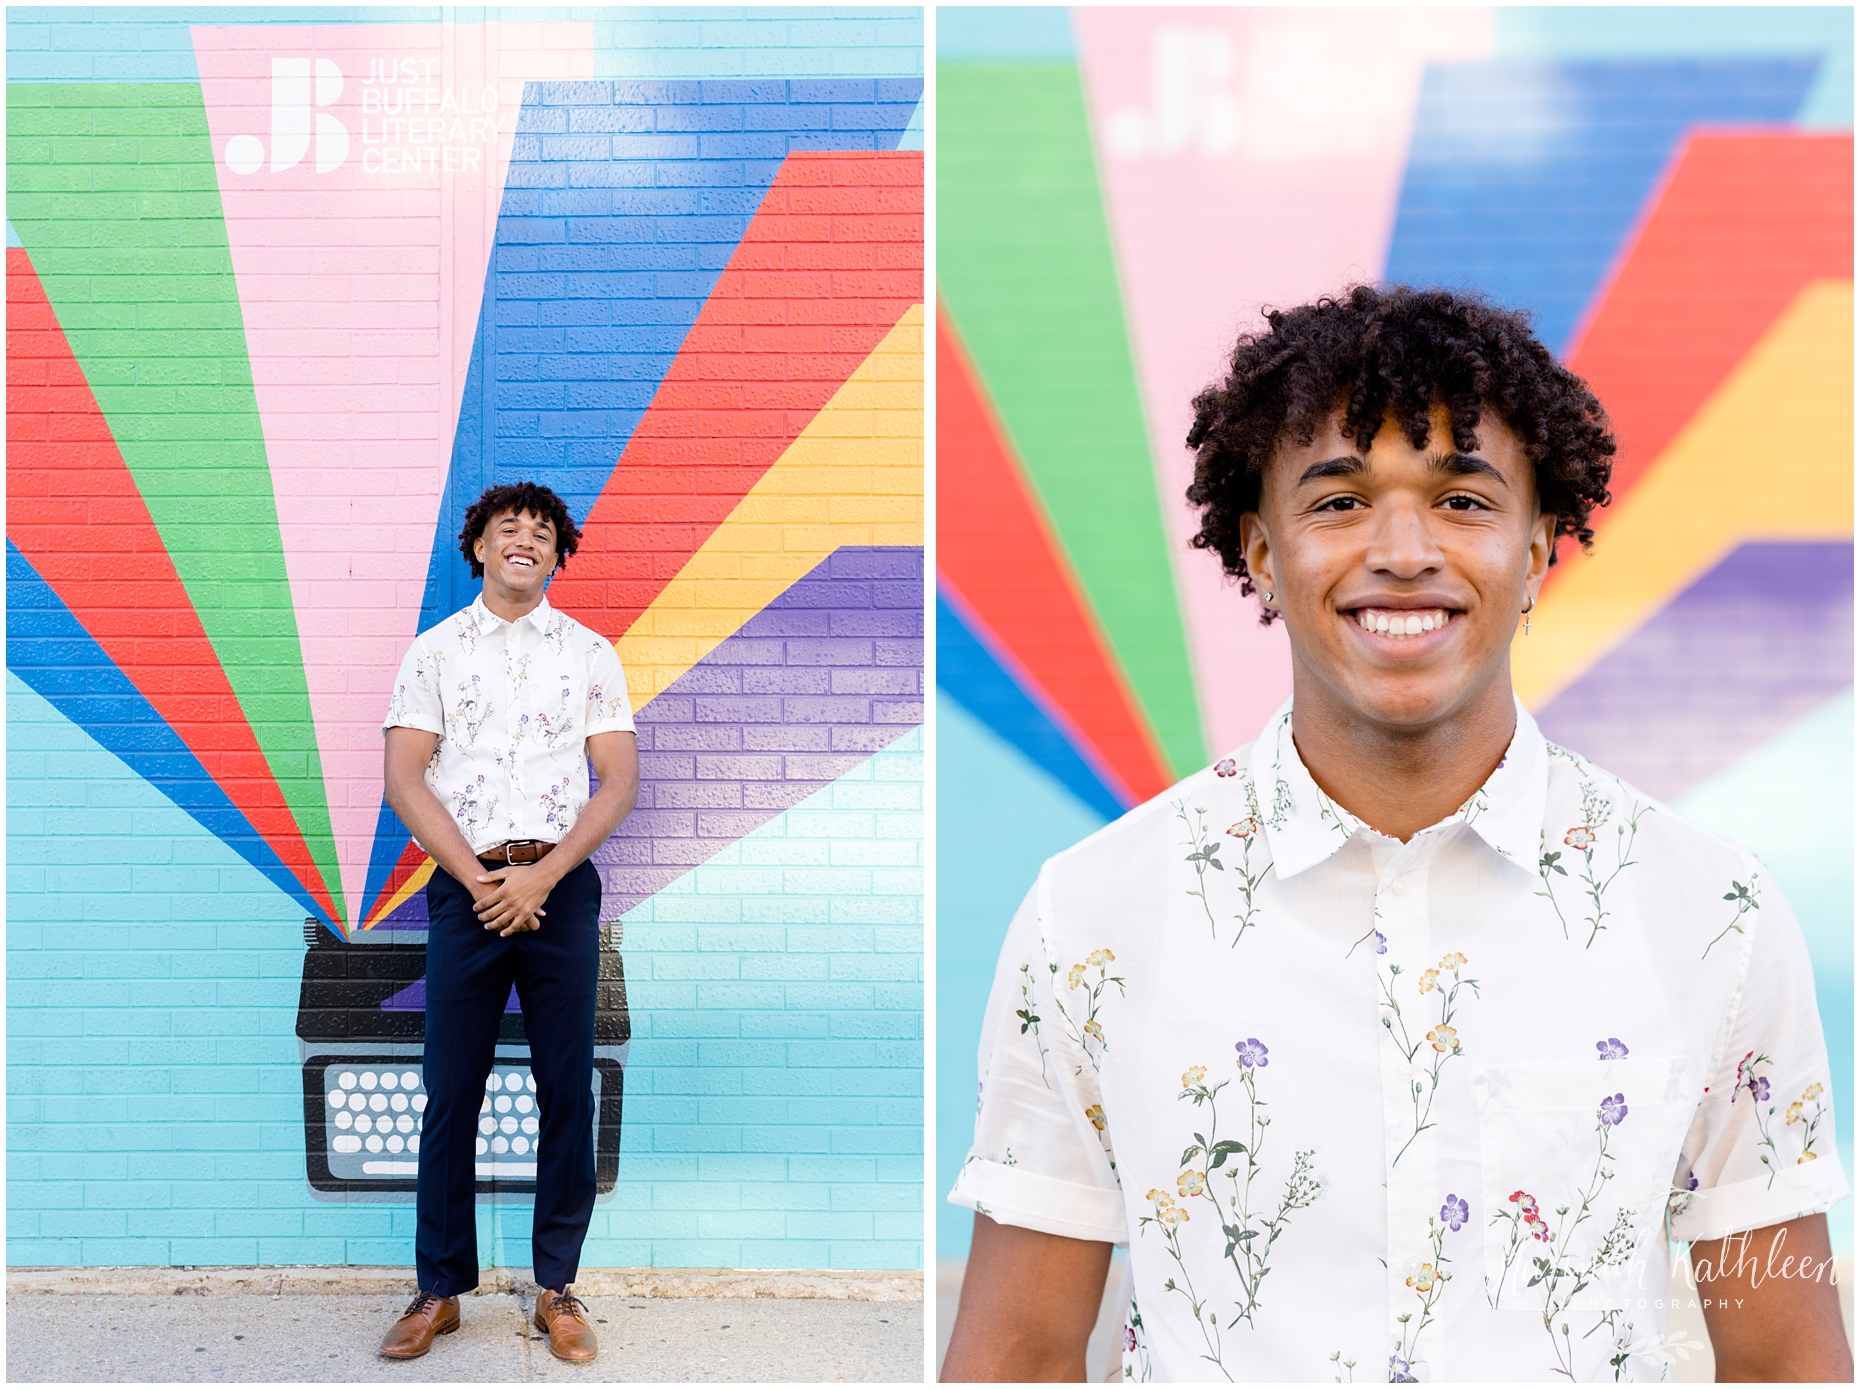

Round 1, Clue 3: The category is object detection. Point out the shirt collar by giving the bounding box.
[469,592,555,635]
[1247,695,1548,880]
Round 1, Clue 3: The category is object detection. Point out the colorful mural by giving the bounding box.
[9,7,924,1271]
[936,5,1853,1257]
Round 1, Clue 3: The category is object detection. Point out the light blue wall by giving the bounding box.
[1675,689,1854,1255]
[933,691,1105,1259]
[7,676,922,1270]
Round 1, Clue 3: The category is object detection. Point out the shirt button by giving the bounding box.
[1389,879,1406,897]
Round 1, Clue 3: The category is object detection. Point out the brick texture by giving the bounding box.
[6,12,923,1274]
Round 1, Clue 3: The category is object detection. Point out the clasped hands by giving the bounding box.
[472,863,555,937]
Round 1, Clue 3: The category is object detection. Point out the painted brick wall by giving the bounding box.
[7,8,923,1273]
[6,674,920,1269]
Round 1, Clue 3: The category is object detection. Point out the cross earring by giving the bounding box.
[1522,597,1535,635]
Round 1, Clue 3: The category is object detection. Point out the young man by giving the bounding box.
[943,287,1850,1382]
[376,482,639,1362]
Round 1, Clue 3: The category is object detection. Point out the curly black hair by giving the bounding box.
[458,481,583,579]
[1185,284,1615,622]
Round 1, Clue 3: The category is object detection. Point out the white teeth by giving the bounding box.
[1356,609,1450,640]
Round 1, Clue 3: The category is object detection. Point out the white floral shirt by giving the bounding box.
[951,699,1845,1383]
[381,595,635,854]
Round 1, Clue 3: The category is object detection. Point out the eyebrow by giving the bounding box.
[1296,456,1367,486]
[1294,452,1508,487]
[1432,452,1508,487]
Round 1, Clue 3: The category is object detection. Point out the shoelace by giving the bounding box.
[402,1290,445,1319]
[545,1290,589,1323]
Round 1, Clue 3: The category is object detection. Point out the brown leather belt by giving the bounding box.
[477,839,557,868]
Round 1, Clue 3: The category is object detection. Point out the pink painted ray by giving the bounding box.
[193,23,594,922]
[1072,7,1493,753]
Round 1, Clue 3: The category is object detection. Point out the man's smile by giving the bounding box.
[1345,604,1461,642]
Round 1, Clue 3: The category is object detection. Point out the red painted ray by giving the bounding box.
[1554,132,1852,577]
[937,304,1173,805]
[548,149,924,640]
[6,247,343,925]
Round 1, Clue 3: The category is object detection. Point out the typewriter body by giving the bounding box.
[295,893,629,1202]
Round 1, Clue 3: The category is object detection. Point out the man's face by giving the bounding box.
[1240,404,1554,731]
[474,508,559,600]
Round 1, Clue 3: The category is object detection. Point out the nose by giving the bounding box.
[1362,497,1444,581]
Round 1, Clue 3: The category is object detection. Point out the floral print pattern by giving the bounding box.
[1143,1037,1323,1379]
[381,596,635,853]
[449,674,491,746]
[1176,784,1272,947]
[1788,1082,1828,1165]
[534,674,580,751]
[1489,1093,1647,1378]
[1016,962,1050,1086]
[1121,1301,1154,1383]
[1380,950,1479,1167]
[1536,750,1648,948]
[1389,1195,1464,1381]
[1052,949,1123,1074]
[1701,875,1759,959]
[449,773,499,841]
[1734,1050,1789,1186]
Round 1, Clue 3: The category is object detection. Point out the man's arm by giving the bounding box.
[383,725,495,897]
[1693,1212,1852,1381]
[941,1213,1112,1382]
[469,729,640,936]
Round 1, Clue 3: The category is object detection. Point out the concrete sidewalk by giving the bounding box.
[7,1272,925,1384]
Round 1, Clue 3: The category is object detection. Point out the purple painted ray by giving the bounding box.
[1535,542,1852,801]
[372,544,924,947]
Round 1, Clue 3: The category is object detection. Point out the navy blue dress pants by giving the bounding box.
[416,859,601,1296]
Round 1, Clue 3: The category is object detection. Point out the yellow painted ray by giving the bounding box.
[1516,280,1854,712]
[616,302,925,710]
[361,857,437,931]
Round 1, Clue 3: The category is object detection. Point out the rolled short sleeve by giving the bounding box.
[947,873,1128,1246]
[1668,869,1849,1242]
[584,636,635,737]
[381,635,443,736]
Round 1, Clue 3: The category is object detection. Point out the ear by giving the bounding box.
[473,533,486,567]
[1524,511,1555,607]
[1238,510,1276,606]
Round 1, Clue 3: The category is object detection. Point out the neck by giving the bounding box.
[1286,664,1517,842]
[480,581,545,624]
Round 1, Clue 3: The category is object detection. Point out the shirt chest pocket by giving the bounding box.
[1474,1057,1696,1313]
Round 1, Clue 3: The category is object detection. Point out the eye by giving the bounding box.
[1314,496,1362,513]
[1442,494,1487,512]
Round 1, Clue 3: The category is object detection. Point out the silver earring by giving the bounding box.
[1265,590,1274,603]
[1522,596,1535,635]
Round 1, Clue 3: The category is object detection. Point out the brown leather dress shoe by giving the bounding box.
[379,1289,460,1359]
[534,1286,598,1362]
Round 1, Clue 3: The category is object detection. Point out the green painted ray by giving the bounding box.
[938,61,1205,776]
[7,81,345,923]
